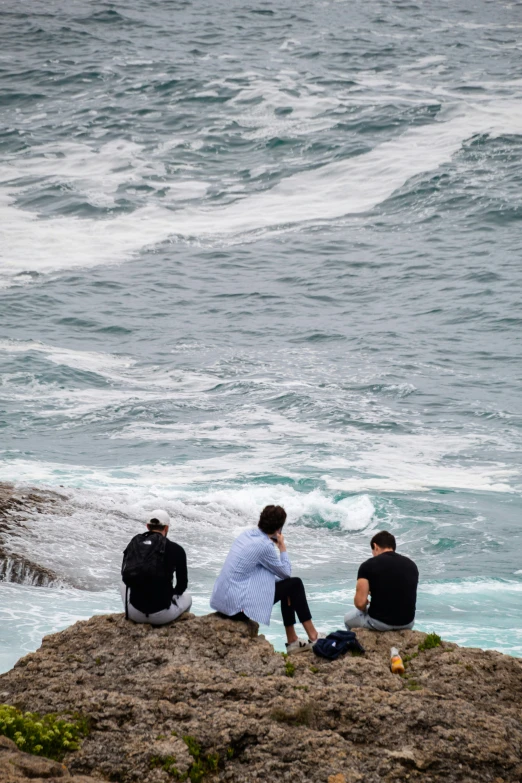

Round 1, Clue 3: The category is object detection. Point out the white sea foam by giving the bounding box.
[174,102,522,235]
[0,471,376,589]
[0,140,209,207]
[336,495,375,531]
[0,582,119,673]
[326,464,516,494]
[0,463,375,535]
[0,194,172,284]
[110,414,516,496]
[0,339,216,406]
[322,431,518,494]
[0,339,135,376]
[1,336,517,494]
[229,70,340,140]
[419,578,522,596]
[2,347,515,494]
[2,101,522,284]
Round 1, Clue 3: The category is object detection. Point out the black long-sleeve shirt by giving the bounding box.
[129,537,188,615]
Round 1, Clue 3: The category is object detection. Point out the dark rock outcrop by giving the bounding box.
[0,551,61,587]
[0,735,99,783]
[1,612,521,782]
[0,482,65,587]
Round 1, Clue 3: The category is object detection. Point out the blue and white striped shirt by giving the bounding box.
[210,528,291,625]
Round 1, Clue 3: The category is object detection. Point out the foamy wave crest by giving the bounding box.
[336,495,375,531]
[2,101,522,284]
[0,475,375,589]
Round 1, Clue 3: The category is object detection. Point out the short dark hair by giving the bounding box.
[258,505,287,535]
[371,531,396,551]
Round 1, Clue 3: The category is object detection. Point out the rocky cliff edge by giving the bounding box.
[0,612,521,783]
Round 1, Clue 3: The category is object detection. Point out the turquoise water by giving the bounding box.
[1,0,521,669]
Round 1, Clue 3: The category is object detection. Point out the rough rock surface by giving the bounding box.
[0,612,521,783]
[0,735,100,783]
[0,482,65,586]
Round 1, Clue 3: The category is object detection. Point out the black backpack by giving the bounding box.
[121,532,168,589]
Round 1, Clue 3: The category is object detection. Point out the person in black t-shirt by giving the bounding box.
[344,530,418,631]
[120,509,192,625]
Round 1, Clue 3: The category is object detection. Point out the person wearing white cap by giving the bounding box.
[120,509,192,625]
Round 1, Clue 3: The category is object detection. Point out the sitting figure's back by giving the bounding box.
[121,509,192,625]
[345,530,418,631]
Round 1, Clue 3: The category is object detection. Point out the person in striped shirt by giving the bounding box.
[210,505,321,653]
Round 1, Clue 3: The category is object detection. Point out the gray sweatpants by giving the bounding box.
[120,582,192,625]
[344,607,414,631]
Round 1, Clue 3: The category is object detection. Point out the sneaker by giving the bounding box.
[285,638,313,654]
[309,633,326,646]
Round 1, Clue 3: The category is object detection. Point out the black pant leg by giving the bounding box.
[274,578,297,627]
[274,577,312,627]
[217,611,251,623]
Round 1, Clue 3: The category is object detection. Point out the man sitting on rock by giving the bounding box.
[211,504,321,654]
[121,509,192,625]
[344,530,418,631]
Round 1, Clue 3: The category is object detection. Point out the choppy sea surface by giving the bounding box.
[1,0,522,671]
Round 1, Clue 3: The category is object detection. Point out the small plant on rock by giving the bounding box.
[418,633,442,651]
[281,652,295,677]
[285,660,296,677]
[0,704,88,760]
[183,735,220,783]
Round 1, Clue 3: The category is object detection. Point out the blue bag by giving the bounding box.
[313,629,365,660]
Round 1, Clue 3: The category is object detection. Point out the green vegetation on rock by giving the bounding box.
[418,633,442,651]
[281,652,295,677]
[405,679,423,691]
[0,704,88,760]
[183,735,219,783]
[150,754,182,778]
[151,736,220,782]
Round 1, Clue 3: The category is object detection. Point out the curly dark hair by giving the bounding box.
[258,505,287,535]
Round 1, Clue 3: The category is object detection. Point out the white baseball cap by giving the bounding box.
[147,509,170,526]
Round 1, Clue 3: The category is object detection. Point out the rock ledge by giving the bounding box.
[0,613,521,782]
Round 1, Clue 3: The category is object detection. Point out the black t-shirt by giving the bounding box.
[130,537,188,615]
[358,551,418,626]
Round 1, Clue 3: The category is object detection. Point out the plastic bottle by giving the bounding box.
[390,647,405,675]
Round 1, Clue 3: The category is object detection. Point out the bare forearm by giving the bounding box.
[354,595,368,611]
[354,578,370,611]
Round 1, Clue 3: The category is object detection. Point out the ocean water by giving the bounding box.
[1,0,521,671]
